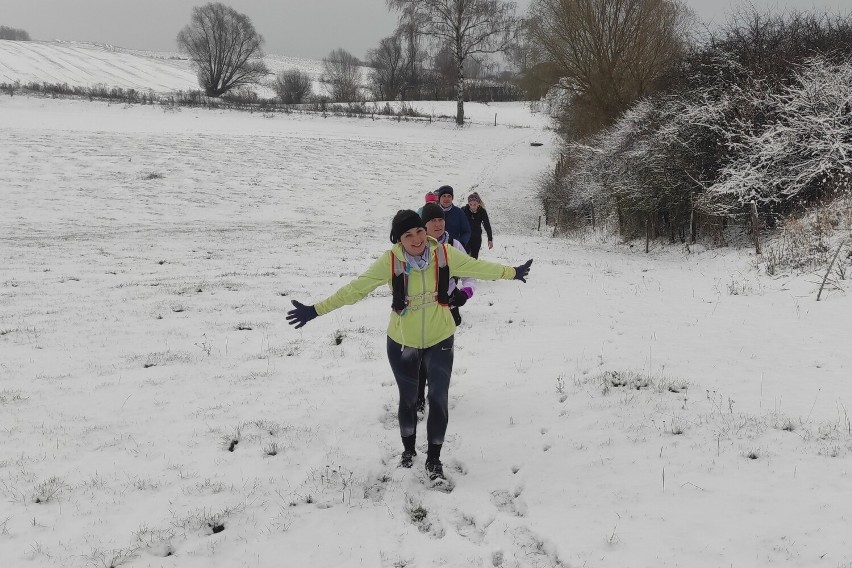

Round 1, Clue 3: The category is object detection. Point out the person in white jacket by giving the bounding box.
[416,202,476,412]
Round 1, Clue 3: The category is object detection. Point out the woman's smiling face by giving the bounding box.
[400,227,427,256]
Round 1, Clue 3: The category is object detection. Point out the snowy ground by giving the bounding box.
[1,96,851,568]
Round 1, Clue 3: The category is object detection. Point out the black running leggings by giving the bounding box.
[387,335,454,445]
[466,238,482,259]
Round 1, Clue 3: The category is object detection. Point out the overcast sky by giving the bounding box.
[0,0,849,59]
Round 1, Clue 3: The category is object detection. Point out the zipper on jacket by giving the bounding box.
[420,266,428,349]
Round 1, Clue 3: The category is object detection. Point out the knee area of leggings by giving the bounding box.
[426,391,449,407]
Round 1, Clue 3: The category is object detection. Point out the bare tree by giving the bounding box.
[430,42,490,98]
[322,48,363,102]
[393,7,430,100]
[506,17,560,99]
[176,2,269,97]
[387,0,518,125]
[529,0,692,136]
[430,43,457,98]
[367,34,408,100]
[273,69,313,104]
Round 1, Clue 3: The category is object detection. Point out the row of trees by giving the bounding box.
[0,26,31,41]
[176,2,522,124]
[384,0,518,124]
[318,42,518,105]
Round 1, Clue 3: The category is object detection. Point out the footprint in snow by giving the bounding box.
[490,487,528,517]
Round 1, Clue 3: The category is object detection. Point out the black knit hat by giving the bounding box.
[390,209,425,243]
[436,185,454,198]
[421,202,445,224]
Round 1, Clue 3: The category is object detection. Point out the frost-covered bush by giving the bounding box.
[703,9,852,87]
[552,87,749,241]
[709,58,852,212]
[542,8,852,245]
[545,48,775,240]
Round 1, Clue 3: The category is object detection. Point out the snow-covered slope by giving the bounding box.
[0,39,343,97]
[0,97,850,568]
[0,40,198,91]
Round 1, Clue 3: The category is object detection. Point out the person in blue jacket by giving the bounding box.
[435,185,471,247]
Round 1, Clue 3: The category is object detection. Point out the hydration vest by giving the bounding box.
[390,244,450,314]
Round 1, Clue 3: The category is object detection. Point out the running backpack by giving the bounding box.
[390,244,450,314]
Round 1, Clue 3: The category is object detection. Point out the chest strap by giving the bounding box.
[391,245,450,314]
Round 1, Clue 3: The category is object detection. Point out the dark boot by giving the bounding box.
[400,450,416,468]
[400,435,417,468]
[425,458,445,480]
[425,443,445,480]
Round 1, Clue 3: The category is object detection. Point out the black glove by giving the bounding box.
[286,300,317,329]
[451,287,468,307]
[513,259,533,283]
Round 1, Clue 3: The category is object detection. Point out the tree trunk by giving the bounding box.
[404,25,417,101]
[750,200,761,255]
[455,52,465,126]
[690,208,697,243]
[689,205,695,244]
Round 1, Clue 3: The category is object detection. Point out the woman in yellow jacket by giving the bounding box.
[287,210,533,483]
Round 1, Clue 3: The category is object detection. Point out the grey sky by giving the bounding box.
[0,0,849,60]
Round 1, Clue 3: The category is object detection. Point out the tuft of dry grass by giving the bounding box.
[762,194,852,276]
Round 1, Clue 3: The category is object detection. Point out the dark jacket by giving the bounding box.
[442,205,471,246]
[463,205,493,243]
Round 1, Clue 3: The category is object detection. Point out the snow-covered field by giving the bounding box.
[1,93,850,568]
[0,40,370,99]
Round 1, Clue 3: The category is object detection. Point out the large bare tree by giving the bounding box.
[529,0,692,136]
[387,0,518,125]
[176,2,269,97]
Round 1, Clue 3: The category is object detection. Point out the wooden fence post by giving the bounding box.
[645,216,650,253]
[689,192,696,244]
[750,200,761,255]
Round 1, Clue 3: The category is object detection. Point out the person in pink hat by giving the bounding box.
[417,191,438,216]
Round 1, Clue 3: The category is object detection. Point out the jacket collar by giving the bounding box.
[392,236,439,264]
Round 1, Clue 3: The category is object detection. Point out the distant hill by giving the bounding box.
[0,39,333,96]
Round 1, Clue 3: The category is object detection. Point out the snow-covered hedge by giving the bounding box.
[709,58,852,209]
[547,55,852,241]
